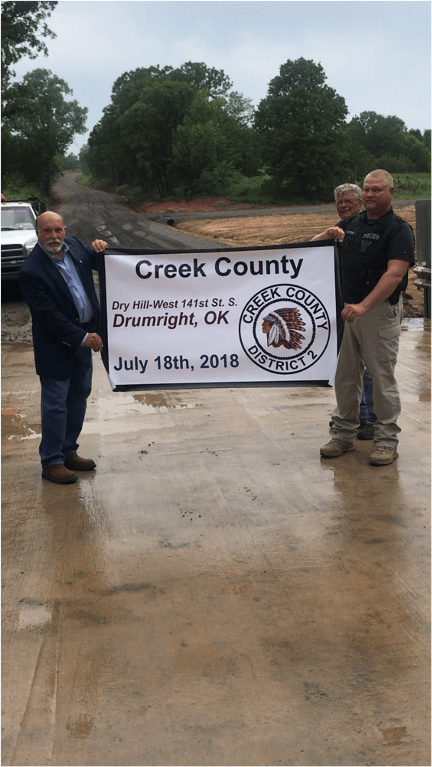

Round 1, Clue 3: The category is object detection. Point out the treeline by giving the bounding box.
[1,1,87,196]
[82,56,431,201]
[1,2,430,202]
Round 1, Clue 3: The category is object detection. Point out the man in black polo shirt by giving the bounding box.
[319,169,415,465]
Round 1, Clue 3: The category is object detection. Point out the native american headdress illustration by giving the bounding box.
[262,308,306,350]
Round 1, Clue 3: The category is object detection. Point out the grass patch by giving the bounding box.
[76,173,94,186]
[124,186,146,202]
[392,172,431,200]
[78,175,145,203]
[227,173,275,204]
[2,179,43,200]
[1,175,59,208]
[75,170,431,207]
[229,171,431,205]
[227,174,331,206]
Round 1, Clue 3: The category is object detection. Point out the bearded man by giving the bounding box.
[19,211,108,484]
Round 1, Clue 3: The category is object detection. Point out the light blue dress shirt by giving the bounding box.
[44,242,93,344]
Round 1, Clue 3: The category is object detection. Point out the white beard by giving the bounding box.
[45,240,64,254]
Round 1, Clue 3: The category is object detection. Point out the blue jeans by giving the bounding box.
[39,347,93,467]
[359,368,377,425]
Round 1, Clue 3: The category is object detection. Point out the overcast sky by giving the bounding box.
[10,0,431,154]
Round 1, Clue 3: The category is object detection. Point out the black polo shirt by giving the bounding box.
[337,208,415,304]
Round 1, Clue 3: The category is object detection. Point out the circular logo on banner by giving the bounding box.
[239,284,331,375]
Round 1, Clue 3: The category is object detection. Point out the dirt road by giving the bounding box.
[51,172,228,252]
[173,204,417,246]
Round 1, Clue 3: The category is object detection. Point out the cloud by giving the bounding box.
[9,0,431,149]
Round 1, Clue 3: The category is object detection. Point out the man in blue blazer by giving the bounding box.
[19,211,108,484]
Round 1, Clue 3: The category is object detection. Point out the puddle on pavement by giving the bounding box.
[418,385,431,402]
[1,411,40,441]
[95,392,198,416]
[401,318,430,331]
[66,713,95,740]
[379,725,409,745]
[82,391,202,437]
[132,391,202,410]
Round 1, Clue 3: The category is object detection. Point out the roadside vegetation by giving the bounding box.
[1,3,430,207]
[1,2,85,200]
[391,173,431,201]
[234,171,431,204]
[77,58,430,207]
[77,170,431,210]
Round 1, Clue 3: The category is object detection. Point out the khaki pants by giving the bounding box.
[331,297,403,448]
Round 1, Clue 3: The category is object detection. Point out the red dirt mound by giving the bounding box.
[136,196,276,213]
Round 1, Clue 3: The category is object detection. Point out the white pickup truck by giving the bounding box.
[1,198,46,281]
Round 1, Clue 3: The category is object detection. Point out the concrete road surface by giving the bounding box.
[2,318,430,766]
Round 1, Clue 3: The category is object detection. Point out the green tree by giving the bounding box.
[88,63,233,188]
[412,128,432,149]
[175,91,261,193]
[86,61,258,194]
[255,58,348,198]
[87,65,178,185]
[346,111,407,157]
[1,125,23,183]
[2,68,87,192]
[337,132,375,184]
[407,126,432,148]
[63,152,79,170]
[108,62,232,120]
[409,128,422,142]
[118,79,197,195]
[87,111,125,183]
[1,1,57,88]
[78,143,91,175]
[168,61,233,98]
[109,65,174,118]
[399,133,430,171]
[376,132,431,173]
[172,90,245,194]
[222,90,255,126]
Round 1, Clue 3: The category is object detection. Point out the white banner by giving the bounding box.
[100,243,338,390]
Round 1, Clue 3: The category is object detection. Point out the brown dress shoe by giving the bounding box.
[42,463,77,484]
[64,453,96,471]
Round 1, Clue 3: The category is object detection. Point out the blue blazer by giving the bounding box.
[19,236,101,379]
